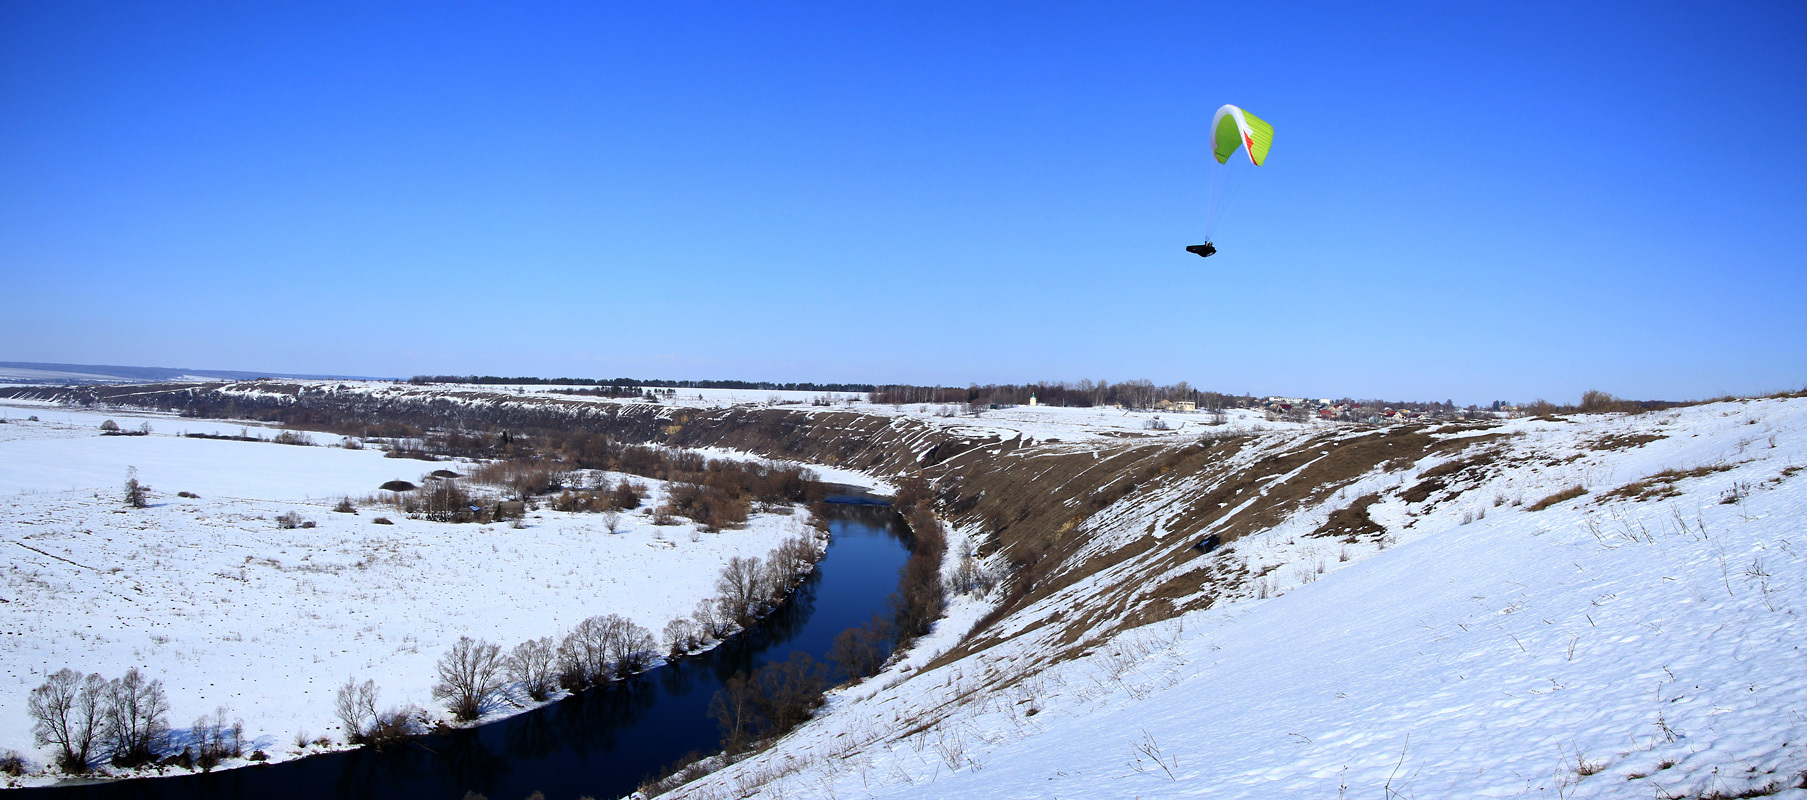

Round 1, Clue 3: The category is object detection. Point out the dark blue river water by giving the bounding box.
[25,501,909,800]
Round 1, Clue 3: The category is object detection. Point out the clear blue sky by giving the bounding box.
[3,2,1803,403]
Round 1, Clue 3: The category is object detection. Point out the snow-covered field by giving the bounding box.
[576,383,1292,443]
[0,402,813,785]
[264,379,1295,444]
[675,397,1807,800]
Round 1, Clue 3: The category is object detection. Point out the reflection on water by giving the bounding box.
[25,503,910,800]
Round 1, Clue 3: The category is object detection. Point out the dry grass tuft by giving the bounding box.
[1600,465,1733,503]
[1527,485,1587,511]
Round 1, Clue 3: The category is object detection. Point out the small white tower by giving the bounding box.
[1029,393,1038,407]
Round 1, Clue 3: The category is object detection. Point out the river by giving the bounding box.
[23,500,911,800]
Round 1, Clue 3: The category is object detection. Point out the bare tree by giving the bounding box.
[334,678,378,743]
[434,637,504,721]
[662,618,700,657]
[123,467,149,508]
[828,614,894,681]
[709,671,756,753]
[691,597,731,640]
[715,556,765,624]
[103,668,168,767]
[504,637,557,702]
[28,669,105,772]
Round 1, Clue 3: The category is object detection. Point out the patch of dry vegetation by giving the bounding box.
[1527,485,1588,511]
[1600,465,1734,503]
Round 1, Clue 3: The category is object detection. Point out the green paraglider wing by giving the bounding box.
[1211,104,1273,166]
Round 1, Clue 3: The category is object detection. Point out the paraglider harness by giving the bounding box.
[1186,241,1217,258]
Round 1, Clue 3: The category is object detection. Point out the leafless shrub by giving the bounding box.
[383,439,438,461]
[191,706,242,770]
[272,430,314,446]
[333,497,357,514]
[275,511,306,529]
[434,637,504,721]
[0,750,24,776]
[466,459,569,499]
[946,555,998,596]
[100,419,119,432]
[612,479,647,510]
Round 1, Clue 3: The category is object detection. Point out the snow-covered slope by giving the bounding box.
[669,397,1807,800]
[0,403,813,784]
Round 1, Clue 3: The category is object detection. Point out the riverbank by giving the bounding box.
[0,404,822,789]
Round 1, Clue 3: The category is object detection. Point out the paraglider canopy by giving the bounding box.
[1211,104,1273,166]
[1190,104,1272,258]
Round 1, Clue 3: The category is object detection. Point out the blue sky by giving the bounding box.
[2,2,1803,403]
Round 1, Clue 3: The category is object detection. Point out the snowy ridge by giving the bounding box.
[661,397,1807,800]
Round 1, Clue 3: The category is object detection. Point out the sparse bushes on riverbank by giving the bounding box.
[891,477,948,642]
[555,615,659,691]
[333,679,423,746]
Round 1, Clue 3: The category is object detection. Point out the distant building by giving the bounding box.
[1029,393,1038,407]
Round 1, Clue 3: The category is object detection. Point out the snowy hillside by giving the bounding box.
[668,397,1807,800]
[0,402,814,785]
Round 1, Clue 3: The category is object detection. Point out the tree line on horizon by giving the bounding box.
[407,375,879,393]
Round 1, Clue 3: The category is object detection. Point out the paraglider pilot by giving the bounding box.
[1186,242,1217,258]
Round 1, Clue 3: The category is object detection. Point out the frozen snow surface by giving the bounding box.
[0,401,813,785]
[672,397,1807,800]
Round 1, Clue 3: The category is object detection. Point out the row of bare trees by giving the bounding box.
[890,477,949,641]
[425,529,827,725]
[28,668,170,772]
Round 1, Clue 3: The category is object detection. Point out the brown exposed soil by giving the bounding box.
[1588,433,1668,451]
[1313,493,1384,539]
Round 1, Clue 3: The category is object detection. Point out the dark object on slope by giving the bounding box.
[379,480,418,492]
[1186,242,1218,258]
[1192,533,1222,553]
